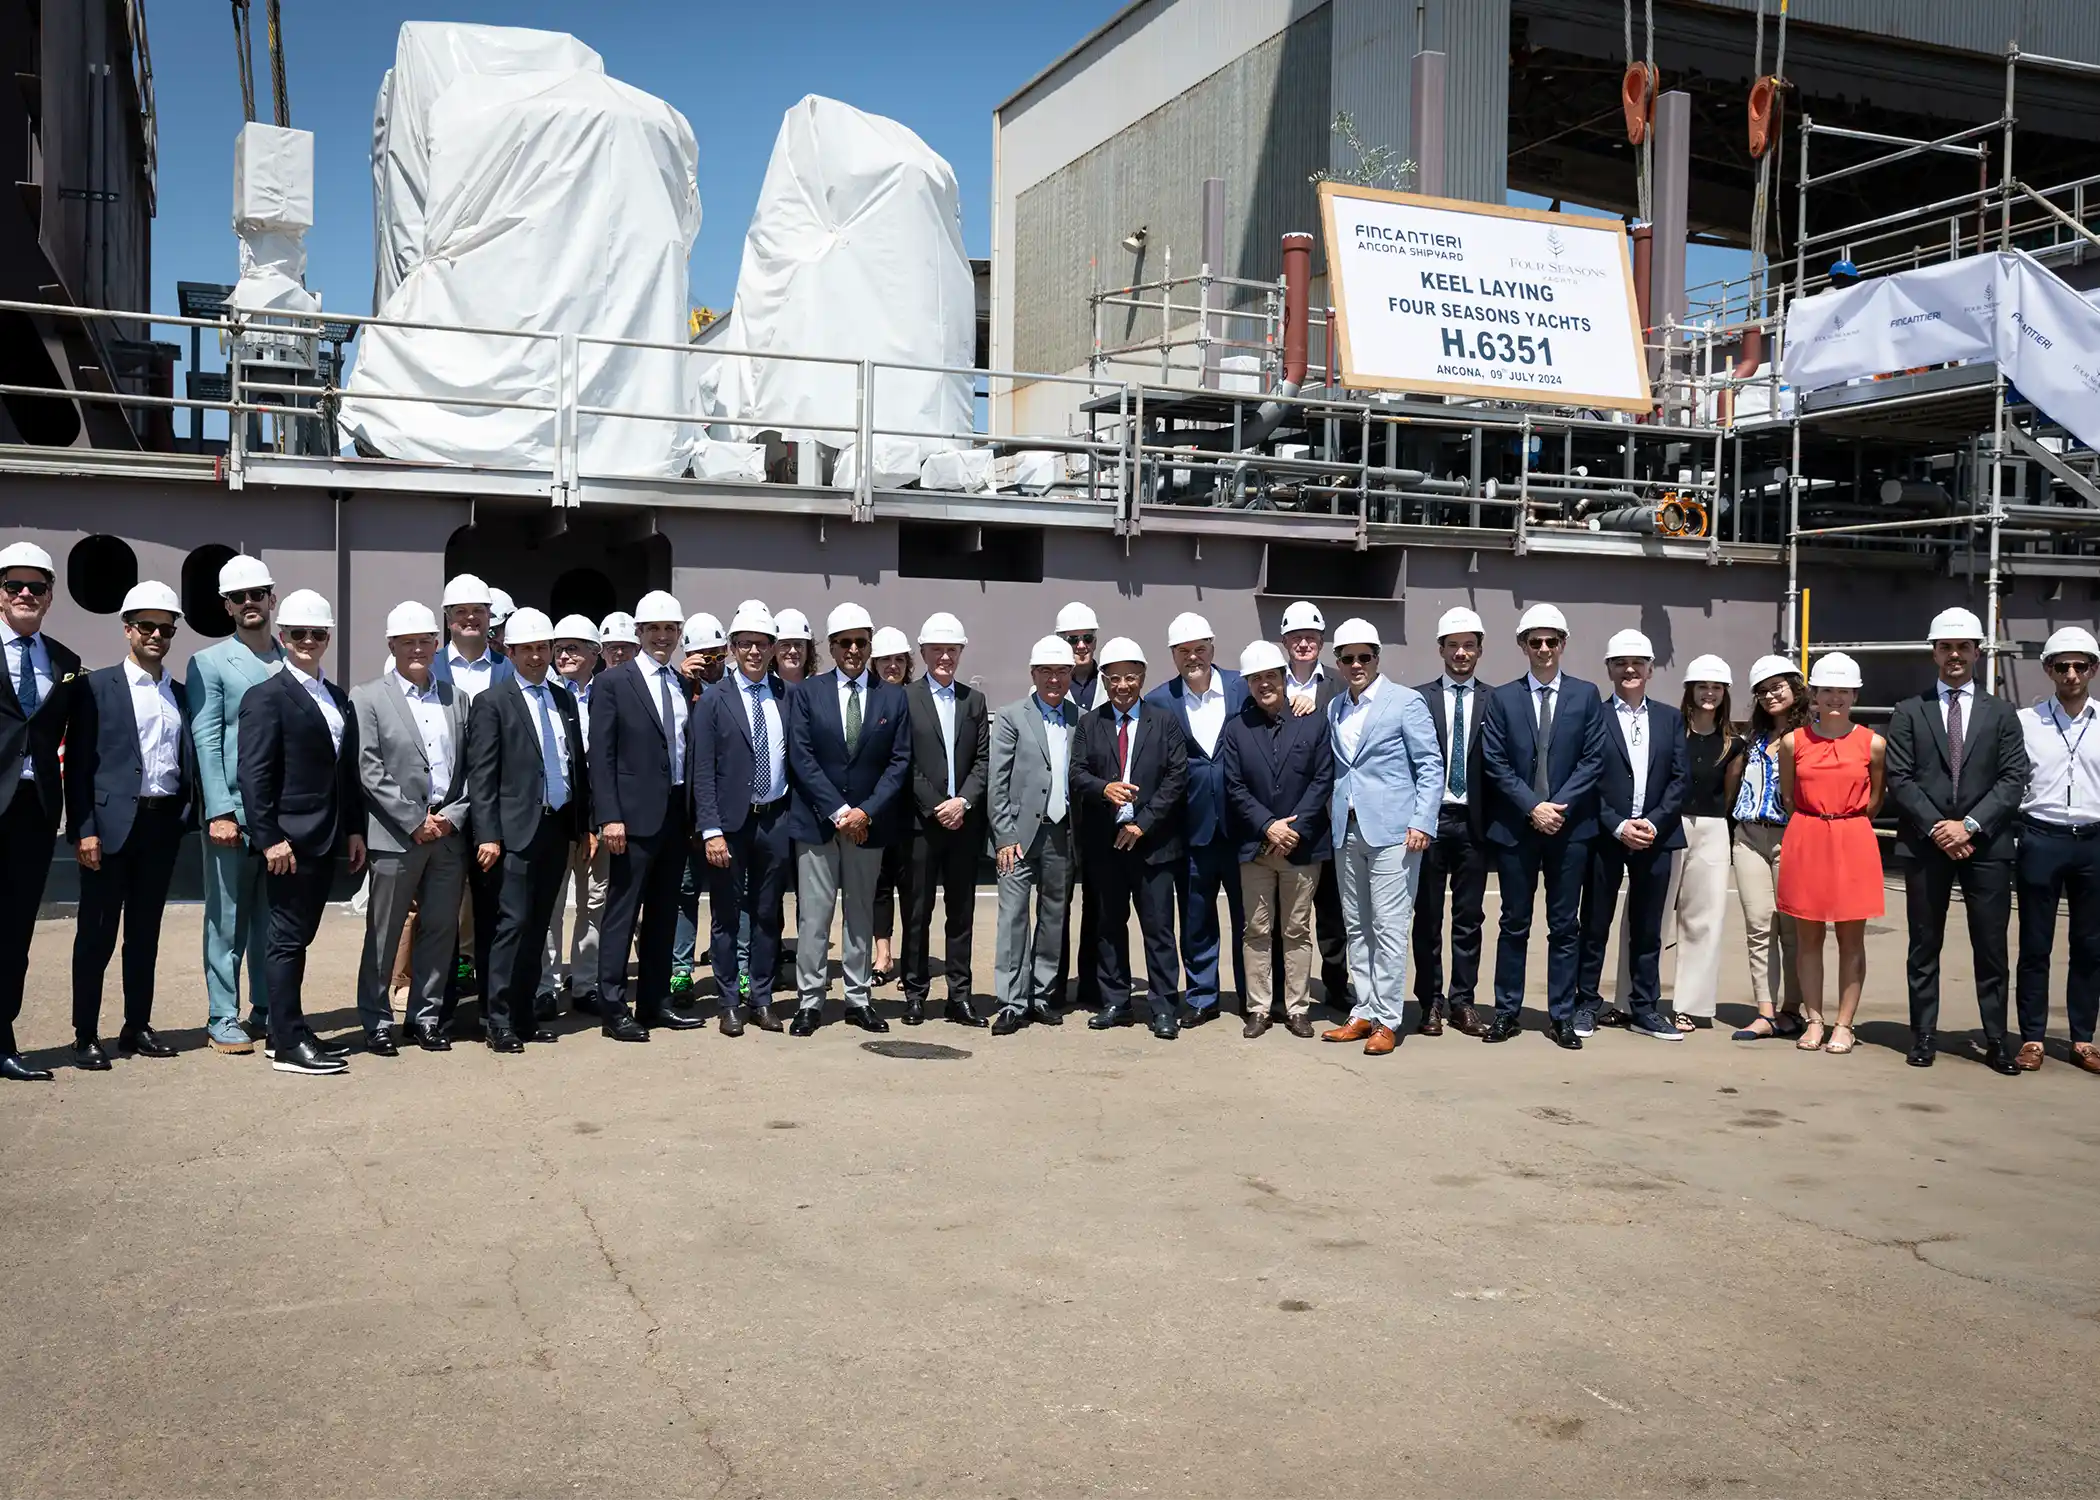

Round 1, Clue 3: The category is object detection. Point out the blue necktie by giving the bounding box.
[657,668,681,783]
[747,681,770,800]
[1448,683,1467,797]
[533,685,568,810]
[15,637,38,716]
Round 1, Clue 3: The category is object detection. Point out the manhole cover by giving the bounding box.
[860,1040,973,1060]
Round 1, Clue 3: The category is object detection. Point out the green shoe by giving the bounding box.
[738,973,751,998]
[670,970,693,995]
[453,956,473,983]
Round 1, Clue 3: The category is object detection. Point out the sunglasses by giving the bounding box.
[1522,635,1563,651]
[1061,632,1096,646]
[223,587,272,605]
[2049,658,2096,675]
[285,628,329,643]
[127,620,178,638]
[1337,652,1378,666]
[0,579,50,598]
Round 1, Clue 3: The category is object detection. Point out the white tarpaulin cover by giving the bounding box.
[369,23,603,310]
[229,123,320,324]
[342,67,701,477]
[697,96,973,471]
[1783,250,2100,452]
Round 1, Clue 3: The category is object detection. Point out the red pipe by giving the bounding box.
[1281,231,1312,387]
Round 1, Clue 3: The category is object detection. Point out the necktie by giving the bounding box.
[845,678,862,753]
[937,689,956,797]
[1044,709,1068,824]
[1448,684,1467,797]
[15,637,38,716]
[748,682,770,800]
[1946,688,1965,790]
[1533,685,1555,797]
[1117,712,1131,776]
[656,667,680,781]
[534,685,568,810]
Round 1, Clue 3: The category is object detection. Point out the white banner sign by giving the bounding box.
[1319,184,1652,411]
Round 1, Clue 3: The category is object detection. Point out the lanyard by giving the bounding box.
[2048,701,2095,808]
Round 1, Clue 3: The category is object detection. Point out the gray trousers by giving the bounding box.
[795,836,885,1010]
[1337,823,1421,1032]
[542,836,609,1000]
[358,835,465,1033]
[996,819,1074,1013]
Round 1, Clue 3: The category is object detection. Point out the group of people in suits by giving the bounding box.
[0,530,2095,1082]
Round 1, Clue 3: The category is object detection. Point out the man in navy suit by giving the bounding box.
[785,602,913,1035]
[64,581,195,1068]
[1575,629,1691,1043]
[1412,605,1493,1038]
[1145,612,1247,1025]
[692,600,792,1036]
[1478,603,1608,1049]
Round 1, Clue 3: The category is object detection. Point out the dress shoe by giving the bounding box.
[990,1008,1028,1036]
[487,1029,525,1054]
[1088,1006,1132,1030]
[1907,1033,1936,1068]
[902,995,927,1026]
[523,1027,557,1043]
[73,1038,112,1071]
[1448,1003,1485,1037]
[1181,1004,1218,1029]
[1548,1021,1583,1050]
[1243,1013,1272,1039]
[1284,1015,1316,1038]
[944,999,987,1028]
[644,1006,707,1032]
[1417,1007,1445,1037]
[1481,1017,1523,1044]
[1323,1017,1375,1044]
[1030,1004,1064,1027]
[718,1009,746,1037]
[843,1005,889,1033]
[1,1053,53,1082]
[2071,1042,2100,1075]
[406,1022,452,1052]
[118,1025,177,1058]
[1980,1041,2022,1077]
[2015,1041,2045,1072]
[601,1013,650,1043]
[271,1038,348,1075]
[1148,1013,1180,1040]
[570,991,601,1016]
[747,1003,784,1033]
[312,1034,352,1059]
[1364,1024,1398,1056]
[364,1029,400,1057]
[788,1008,822,1037]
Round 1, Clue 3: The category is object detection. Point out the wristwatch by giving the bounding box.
[1962,815,1981,835]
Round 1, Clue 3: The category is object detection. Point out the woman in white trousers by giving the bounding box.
[1729,656,1809,1039]
[1664,658,1742,1029]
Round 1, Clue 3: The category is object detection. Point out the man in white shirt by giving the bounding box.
[431,572,516,1018]
[990,638,1083,1033]
[540,614,609,1022]
[900,613,991,1027]
[65,582,194,1068]
[2013,625,2100,1074]
[1410,606,1492,1037]
[1277,599,1352,1007]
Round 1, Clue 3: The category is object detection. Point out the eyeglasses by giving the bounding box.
[285,628,329,643]
[1754,682,1792,698]
[1061,632,1096,646]
[1522,634,1562,651]
[0,579,51,598]
[2049,658,2096,676]
[223,587,271,605]
[1337,652,1378,667]
[127,620,178,638]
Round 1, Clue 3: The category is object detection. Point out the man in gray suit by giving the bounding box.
[989,635,1082,1035]
[350,602,470,1054]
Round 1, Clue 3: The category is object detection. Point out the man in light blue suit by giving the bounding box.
[1320,616,1444,1055]
[185,554,284,1052]
[1145,612,1248,1025]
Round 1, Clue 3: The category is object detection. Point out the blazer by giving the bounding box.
[1326,678,1444,849]
[785,669,913,847]
[1592,697,1692,853]
[185,636,283,825]
[1885,685,2029,861]
[587,657,684,840]
[1144,667,1248,848]
[1479,673,1610,846]
[1072,702,1188,865]
[690,670,787,838]
[236,668,360,859]
[1415,676,1489,840]
[350,672,469,854]
[906,675,991,826]
[0,630,80,824]
[1220,699,1335,864]
[466,675,589,850]
[63,665,196,853]
[989,692,1081,853]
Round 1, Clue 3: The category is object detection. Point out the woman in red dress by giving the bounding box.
[1775,653,1886,1055]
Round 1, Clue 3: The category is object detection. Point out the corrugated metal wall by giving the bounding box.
[1328,0,1509,205]
[1690,0,2100,64]
[1012,4,1333,379]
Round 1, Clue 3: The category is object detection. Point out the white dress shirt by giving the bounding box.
[1112,703,1144,822]
[524,677,572,806]
[562,676,592,753]
[1182,673,1227,757]
[1439,674,1475,806]
[445,645,500,702]
[1612,693,1651,829]
[2020,696,2100,826]
[1937,677,1976,734]
[124,658,184,797]
[5,625,52,781]
[1334,674,1384,764]
[286,661,343,753]
[744,673,787,804]
[637,652,687,785]
[1285,661,1326,710]
[395,669,453,802]
[931,679,959,798]
[832,669,873,822]
[1039,694,1070,825]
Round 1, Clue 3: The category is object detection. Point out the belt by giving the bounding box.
[136,794,183,810]
[2022,815,2100,840]
[752,795,787,815]
[1808,812,1867,821]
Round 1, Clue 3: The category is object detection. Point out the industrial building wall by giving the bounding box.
[1328,0,1508,205]
[1689,0,2100,63]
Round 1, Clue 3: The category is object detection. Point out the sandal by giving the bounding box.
[1732,1015,1778,1041]
[1795,1021,1828,1051]
[1674,1013,1698,1033]
[1822,1024,1856,1055]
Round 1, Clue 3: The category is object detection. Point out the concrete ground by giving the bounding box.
[2,882,2097,1499]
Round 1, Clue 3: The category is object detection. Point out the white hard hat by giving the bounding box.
[1604,628,1654,660]
[826,602,874,637]
[384,601,440,638]
[1332,617,1381,651]
[634,590,684,624]
[441,573,492,609]
[487,587,516,626]
[120,580,181,616]
[1747,653,1797,689]
[1099,636,1147,668]
[1167,611,1213,648]
[1516,602,1570,638]
[773,608,813,641]
[1055,601,1101,635]
[1437,605,1486,641]
[216,553,272,593]
[1684,653,1733,686]
[728,600,776,638]
[1280,601,1326,635]
[1925,606,1986,644]
[1030,634,1076,668]
[598,611,639,645]
[871,626,911,658]
[918,611,968,646]
[2042,625,2099,662]
[1808,652,1863,690]
[682,612,727,651]
[277,589,334,629]
[552,613,601,646]
[503,607,555,646]
[0,541,55,576]
[1240,640,1288,676]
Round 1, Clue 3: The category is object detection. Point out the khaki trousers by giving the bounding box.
[1732,821,1801,1014]
[1665,815,1732,1017]
[1241,853,1320,1020]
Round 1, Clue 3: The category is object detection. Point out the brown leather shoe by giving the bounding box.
[1448,1003,1485,1037]
[1417,1007,1444,1037]
[2015,1040,2046,1072]
[1243,1012,1272,1039]
[1363,1024,1398,1056]
[2072,1042,2100,1075]
[1285,1014,1316,1038]
[1323,1017,1375,1043]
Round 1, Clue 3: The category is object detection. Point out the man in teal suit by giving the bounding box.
[186,554,285,1052]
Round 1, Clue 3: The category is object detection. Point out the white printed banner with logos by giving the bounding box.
[1318,184,1652,411]
[1782,250,2100,451]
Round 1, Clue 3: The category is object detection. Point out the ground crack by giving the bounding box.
[320,1140,393,1231]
